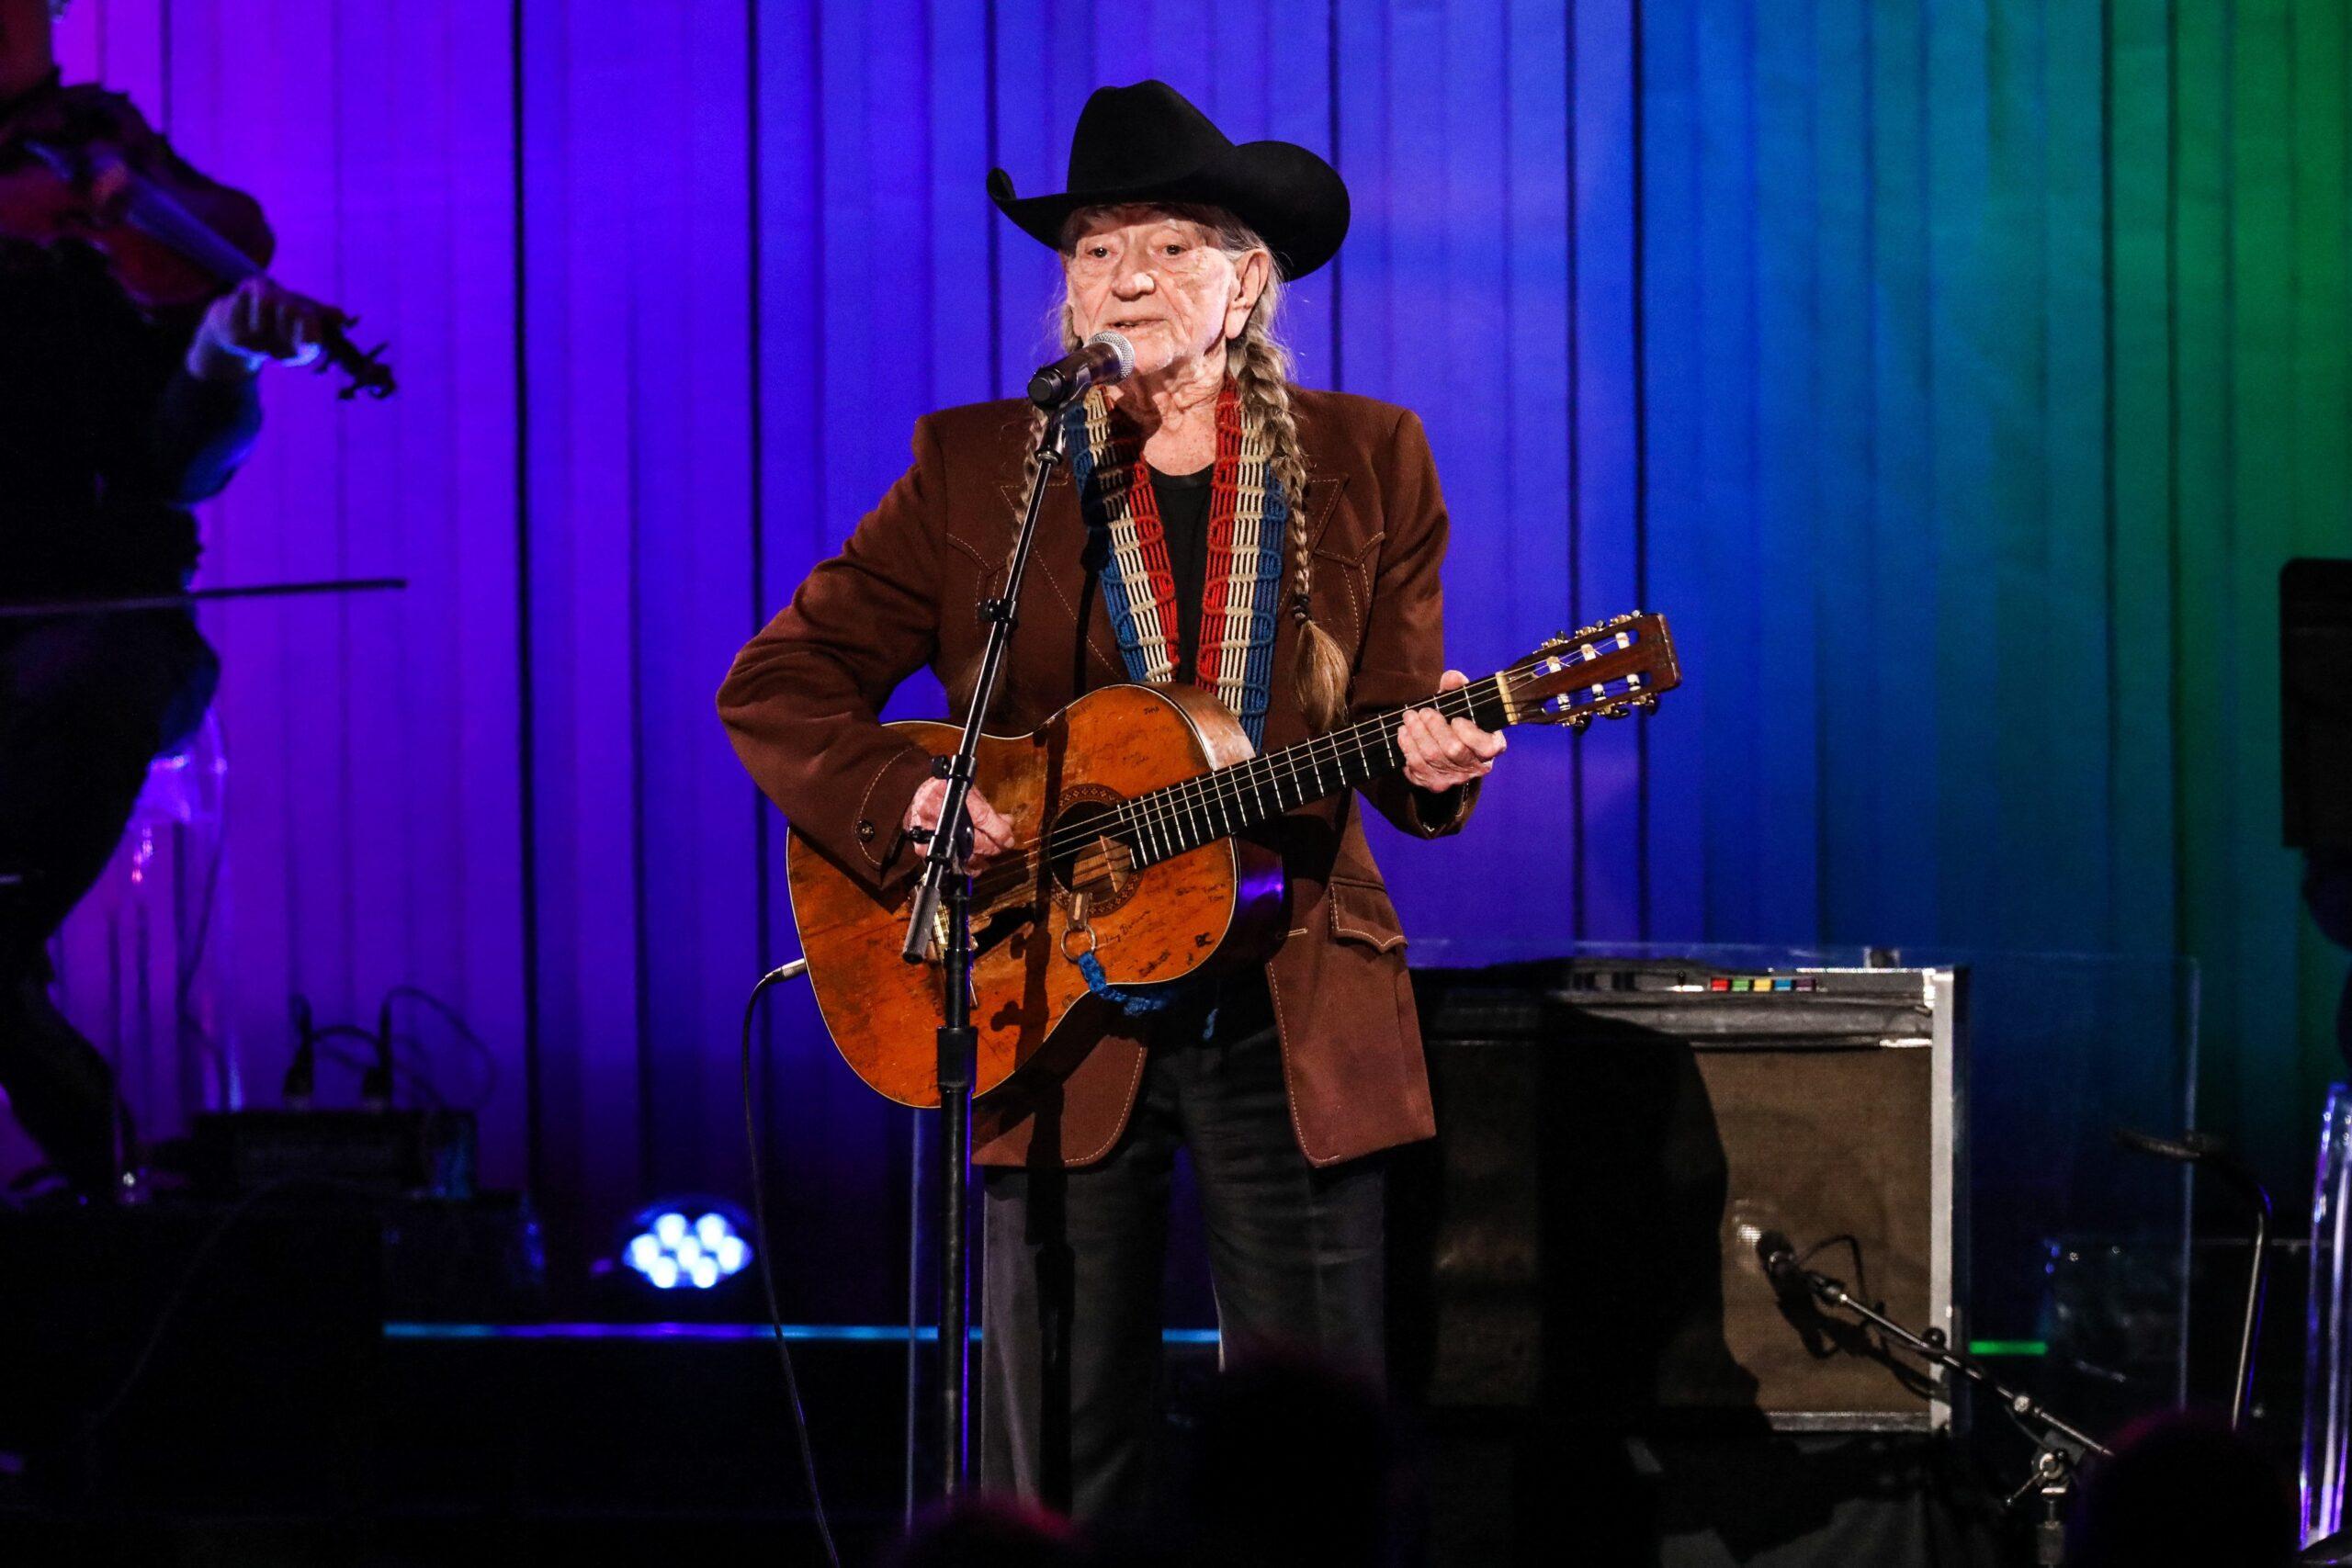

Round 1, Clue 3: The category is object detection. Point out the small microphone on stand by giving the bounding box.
[1027,331,1136,409]
[1756,1229,1809,1298]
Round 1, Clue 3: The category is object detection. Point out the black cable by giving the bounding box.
[742,968,841,1568]
[382,985,499,1111]
[311,1039,446,1108]
[311,1023,397,1107]
[1799,1233,1869,1300]
[287,1003,449,1109]
[81,1175,316,1434]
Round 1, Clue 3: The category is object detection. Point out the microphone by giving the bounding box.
[1756,1228,1843,1316]
[1028,331,1136,409]
[1756,1229,1803,1288]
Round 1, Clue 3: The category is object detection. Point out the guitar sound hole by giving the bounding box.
[1046,794,1139,917]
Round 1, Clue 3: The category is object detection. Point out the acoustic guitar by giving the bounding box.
[786,612,1681,1107]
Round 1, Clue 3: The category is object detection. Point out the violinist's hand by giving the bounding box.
[187,276,335,380]
[1396,670,1507,793]
[904,776,1017,871]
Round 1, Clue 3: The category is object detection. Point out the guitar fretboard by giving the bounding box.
[1104,676,1511,869]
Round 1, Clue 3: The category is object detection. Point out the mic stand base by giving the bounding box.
[1789,1266,2109,1566]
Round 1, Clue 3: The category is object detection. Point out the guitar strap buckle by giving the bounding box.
[1060,892,1098,963]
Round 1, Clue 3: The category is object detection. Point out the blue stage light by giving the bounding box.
[623,1201,752,1292]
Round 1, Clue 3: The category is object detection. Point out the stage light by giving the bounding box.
[623,1201,752,1292]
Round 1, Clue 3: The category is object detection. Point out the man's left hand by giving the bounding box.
[187,276,337,380]
[1396,670,1506,793]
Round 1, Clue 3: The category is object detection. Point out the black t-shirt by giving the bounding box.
[1148,463,1215,685]
[1146,463,1277,1037]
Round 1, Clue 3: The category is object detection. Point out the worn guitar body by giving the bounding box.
[784,613,1681,1111]
[785,683,1287,1109]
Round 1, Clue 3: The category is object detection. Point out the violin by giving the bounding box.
[0,80,394,400]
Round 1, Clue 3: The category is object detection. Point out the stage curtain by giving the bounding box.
[40,0,2349,1271]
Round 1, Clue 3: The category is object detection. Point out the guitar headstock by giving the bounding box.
[1499,612,1680,729]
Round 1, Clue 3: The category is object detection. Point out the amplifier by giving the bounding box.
[2284,558,2352,849]
[1393,957,1965,1434]
[187,1108,478,1199]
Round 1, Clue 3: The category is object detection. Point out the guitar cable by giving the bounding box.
[741,961,841,1568]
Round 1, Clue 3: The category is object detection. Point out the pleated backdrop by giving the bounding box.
[28,1,2348,1296]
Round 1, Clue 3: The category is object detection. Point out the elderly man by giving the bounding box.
[720,80,1500,1520]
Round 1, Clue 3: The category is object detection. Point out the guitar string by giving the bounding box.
[1085,638,1645,861]
[970,640,1644,884]
[967,687,1462,900]
[963,661,1639,905]
[987,646,1645,883]
[1045,674,1484,867]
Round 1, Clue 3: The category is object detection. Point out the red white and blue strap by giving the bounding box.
[1061,382,1284,750]
[1194,389,1286,747]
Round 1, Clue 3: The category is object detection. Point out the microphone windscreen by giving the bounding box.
[1087,330,1136,380]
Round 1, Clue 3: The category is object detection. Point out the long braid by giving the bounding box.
[1225,298,1347,733]
[979,401,1058,670]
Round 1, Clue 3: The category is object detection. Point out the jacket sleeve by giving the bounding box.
[1351,407,1480,840]
[85,282,262,512]
[141,366,264,505]
[718,416,948,894]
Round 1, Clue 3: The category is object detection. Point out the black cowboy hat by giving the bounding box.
[988,80,1350,280]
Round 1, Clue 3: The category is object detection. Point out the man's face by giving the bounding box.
[1062,207,1259,381]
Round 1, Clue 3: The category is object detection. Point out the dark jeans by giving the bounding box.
[0,611,215,1192]
[979,977,1388,1524]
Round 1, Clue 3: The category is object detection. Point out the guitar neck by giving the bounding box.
[1113,674,1513,869]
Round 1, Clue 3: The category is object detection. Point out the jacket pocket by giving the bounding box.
[1327,876,1407,953]
[1306,530,1381,656]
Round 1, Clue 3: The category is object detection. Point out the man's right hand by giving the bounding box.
[904,776,1016,869]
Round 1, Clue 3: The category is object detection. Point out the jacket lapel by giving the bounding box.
[1001,470,1125,675]
[1304,469,1352,557]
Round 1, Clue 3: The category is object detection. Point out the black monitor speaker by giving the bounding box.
[2286,558,2352,851]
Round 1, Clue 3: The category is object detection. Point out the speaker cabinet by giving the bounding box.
[2285,558,2352,850]
[1394,959,1965,1433]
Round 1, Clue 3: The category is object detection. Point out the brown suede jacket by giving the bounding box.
[718,388,1477,1168]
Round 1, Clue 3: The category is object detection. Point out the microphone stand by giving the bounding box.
[1768,1248,2110,1565]
[899,404,1068,1497]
